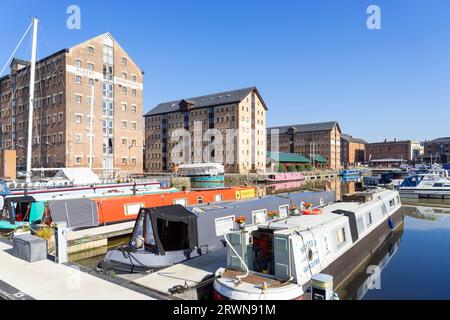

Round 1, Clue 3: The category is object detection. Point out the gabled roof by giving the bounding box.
[145,87,267,117]
[341,134,367,144]
[69,33,143,72]
[268,121,340,134]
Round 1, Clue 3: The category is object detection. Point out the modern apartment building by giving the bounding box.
[341,134,367,167]
[144,87,267,174]
[365,139,421,163]
[0,33,144,176]
[267,121,342,170]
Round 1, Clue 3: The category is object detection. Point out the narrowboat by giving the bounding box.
[339,222,403,300]
[266,173,305,183]
[0,185,255,233]
[213,189,402,300]
[99,190,336,274]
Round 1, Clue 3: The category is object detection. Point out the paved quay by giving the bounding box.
[0,241,154,300]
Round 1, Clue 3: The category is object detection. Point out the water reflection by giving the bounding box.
[337,222,404,300]
[72,178,450,300]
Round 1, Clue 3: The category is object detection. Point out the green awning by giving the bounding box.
[267,152,311,164]
[309,154,327,163]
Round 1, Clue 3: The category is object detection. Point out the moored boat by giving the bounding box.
[341,169,361,177]
[213,188,402,300]
[99,190,336,274]
[399,174,450,199]
[266,172,305,183]
[0,186,256,233]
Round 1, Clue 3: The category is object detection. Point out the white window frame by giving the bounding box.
[279,205,289,218]
[214,215,235,237]
[252,209,267,224]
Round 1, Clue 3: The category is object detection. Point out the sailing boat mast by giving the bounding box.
[26,17,38,184]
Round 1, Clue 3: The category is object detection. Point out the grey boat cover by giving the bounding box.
[144,205,198,255]
[49,198,99,229]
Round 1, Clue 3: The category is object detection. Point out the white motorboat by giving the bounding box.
[399,174,450,199]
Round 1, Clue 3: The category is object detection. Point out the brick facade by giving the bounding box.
[0,33,143,177]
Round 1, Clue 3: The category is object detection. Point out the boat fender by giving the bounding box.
[388,217,395,230]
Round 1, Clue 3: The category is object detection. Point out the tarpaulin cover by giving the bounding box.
[49,198,99,229]
[144,205,198,255]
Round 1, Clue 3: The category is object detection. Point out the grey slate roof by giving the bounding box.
[341,133,367,144]
[10,58,30,67]
[429,137,450,144]
[145,87,267,116]
[268,121,340,134]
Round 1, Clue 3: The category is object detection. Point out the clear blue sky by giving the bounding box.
[1,0,449,142]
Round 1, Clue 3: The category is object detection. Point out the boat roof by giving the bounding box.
[259,189,397,232]
[187,190,336,219]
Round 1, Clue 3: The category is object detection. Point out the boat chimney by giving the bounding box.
[311,273,335,300]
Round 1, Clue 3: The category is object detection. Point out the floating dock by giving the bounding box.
[0,240,155,300]
[131,248,227,300]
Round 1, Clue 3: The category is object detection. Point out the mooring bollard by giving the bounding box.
[54,222,68,264]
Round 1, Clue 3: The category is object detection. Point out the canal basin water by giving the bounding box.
[73,178,450,300]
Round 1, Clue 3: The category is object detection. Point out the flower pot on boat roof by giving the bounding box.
[289,206,300,216]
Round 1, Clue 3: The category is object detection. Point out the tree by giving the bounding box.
[287,165,295,172]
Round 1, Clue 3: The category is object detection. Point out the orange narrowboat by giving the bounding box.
[94,186,256,225]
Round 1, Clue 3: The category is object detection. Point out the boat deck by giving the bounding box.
[221,270,284,287]
[131,248,228,298]
[0,241,154,300]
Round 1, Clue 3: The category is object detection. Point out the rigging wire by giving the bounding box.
[0,20,34,77]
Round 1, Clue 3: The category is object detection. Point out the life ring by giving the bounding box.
[302,208,322,215]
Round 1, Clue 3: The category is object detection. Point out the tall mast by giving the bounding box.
[26,17,38,184]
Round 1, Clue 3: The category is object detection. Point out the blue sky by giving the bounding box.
[1,0,449,142]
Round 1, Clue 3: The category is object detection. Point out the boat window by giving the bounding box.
[197,196,203,204]
[389,199,395,207]
[252,209,267,224]
[366,212,373,227]
[335,228,347,248]
[279,205,289,218]
[433,183,444,188]
[214,194,223,202]
[144,214,156,249]
[356,217,365,234]
[124,203,144,216]
[9,201,33,222]
[215,215,235,236]
[173,198,187,206]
